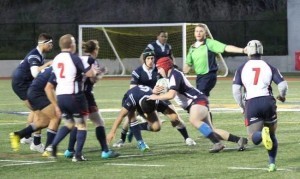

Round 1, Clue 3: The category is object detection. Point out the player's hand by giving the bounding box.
[152,85,164,94]
[239,107,245,114]
[55,105,62,119]
[147,94,158,100]
[276,95,286,102]
[106,132,115,144]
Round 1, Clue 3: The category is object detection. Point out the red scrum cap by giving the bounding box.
[156,57,173,74]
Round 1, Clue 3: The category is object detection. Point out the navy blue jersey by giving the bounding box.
[122,85,168,115]
[81,55,97,93]
[13,48,45,81]
[147,41,172,63]
[130,65,158,89]
[168,68,208,109]
[30,66,56,92]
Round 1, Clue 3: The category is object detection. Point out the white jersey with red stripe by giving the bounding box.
[52,52,90,95]
[233,59,284,100]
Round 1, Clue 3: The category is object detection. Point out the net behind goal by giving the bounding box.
[78,23,228,77]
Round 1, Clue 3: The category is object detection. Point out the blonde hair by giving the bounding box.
[59,34,75,49]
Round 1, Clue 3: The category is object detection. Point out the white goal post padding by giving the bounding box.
[78,23,228,77]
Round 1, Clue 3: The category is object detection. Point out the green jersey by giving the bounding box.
[186,38,226,75]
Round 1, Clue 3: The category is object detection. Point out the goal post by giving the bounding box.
[78,23,228,77]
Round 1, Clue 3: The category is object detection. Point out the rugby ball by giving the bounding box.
[155,78,169,94]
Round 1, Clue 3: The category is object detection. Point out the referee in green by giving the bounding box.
[183,24,246,97]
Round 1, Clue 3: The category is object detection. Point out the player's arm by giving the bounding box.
[106,107,128,143]
[232,84,245,112]
[30,60,53,78]
[45,81,61,118]
[183,64,191,74]
[148,89,176,101]
[225,45,247,54]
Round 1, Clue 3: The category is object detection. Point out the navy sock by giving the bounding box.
[15,125,35,138]
[177,127,189,140]
[252,131,262,145]
[130,120,143,141]
[139,122,149,131]
[75,130,87,157]
[45,129,57,148]
[33,134,41,145]
[228,134,240,143]
[96,126,108,152]
[120,128,128,142]
[268,134,278,164]
[68,127,77,152]
[52,126,71,147]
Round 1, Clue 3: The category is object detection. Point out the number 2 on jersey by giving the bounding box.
[252,68,260,85]
[58,63,65,78]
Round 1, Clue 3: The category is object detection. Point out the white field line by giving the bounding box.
[9,107,300,116]
[118,153,155,158]
[228,166,293,172]
[106,163,165,167]
[0,160,55,167]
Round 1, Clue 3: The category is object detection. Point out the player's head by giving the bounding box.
[142,48,155,68]
[140,97,156,113]
[59,34,76,54]
[82,40,100,58]
[37,33,53,52]
[194,24,207,41]
[156,57,173,77]
[246,40,263,58]
[157,31,168,44]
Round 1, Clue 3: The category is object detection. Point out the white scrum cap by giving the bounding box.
[247,40,263,56]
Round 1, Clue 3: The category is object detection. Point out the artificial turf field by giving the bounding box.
[0,77,299,179]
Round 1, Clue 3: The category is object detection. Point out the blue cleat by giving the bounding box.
[64,149,74,158]
[101,150,120,159]
[137,141,150,152]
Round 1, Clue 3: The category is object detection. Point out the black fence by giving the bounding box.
[0,20,287,60]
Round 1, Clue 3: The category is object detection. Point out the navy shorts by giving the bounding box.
[84,91,98,113]
[27,88,50,111]
[244,96,277,126]
[196,72,217,97]
[57,93,89,117]
[12,77,31,101]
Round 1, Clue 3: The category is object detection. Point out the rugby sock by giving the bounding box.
[75,130,87,157]
[252,131,262,145]
[52,126,71,147]
[67,127,77,152]
[177,127,189,140]
[198,123,219,143]
[33,134,41,145]
[268,134,278,164]
[15,124,35,138]
[228,134,240,143]
[139,122,150,131]
[130,120,143,141]
[45,129,56,148]
[120,128,128,142]
[96,126,109,152]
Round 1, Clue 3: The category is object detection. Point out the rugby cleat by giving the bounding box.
[10,133,20,152]
[42,151,51,157]
[30,143,45,153]
[268,163,277,172]
[137,141,150,152]
[20,137,33,144]
[72,155,88,162]
[185,138,197,146]
[209,142,225,153]
[262,127,273,150]
[237,137,248,151]
[112,139,125,148]
[101,150,120,159]
[64,150,74,158]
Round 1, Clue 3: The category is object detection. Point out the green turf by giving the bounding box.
[0,78,299,179]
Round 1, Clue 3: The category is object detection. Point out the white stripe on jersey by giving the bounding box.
[28,55,41,62]
[132,71,140,79]
[80,56,90,69]
[52,53,77,95]
[241,60,272,99]
[129,94,136,106]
